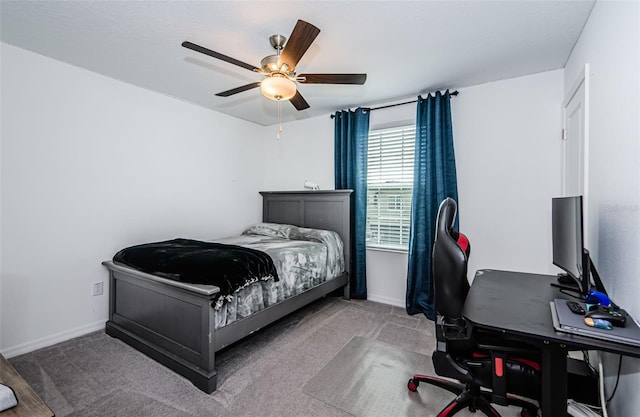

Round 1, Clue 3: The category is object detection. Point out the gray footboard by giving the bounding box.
[104,261,348,393]
[104,261,220,392]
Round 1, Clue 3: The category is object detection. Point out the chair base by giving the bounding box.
[408,374,538,417]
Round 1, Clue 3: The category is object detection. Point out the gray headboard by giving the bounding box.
[260,190,352,278]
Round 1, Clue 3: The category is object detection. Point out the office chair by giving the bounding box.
[407,197,541,417]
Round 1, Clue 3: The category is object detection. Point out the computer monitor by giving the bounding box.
[552,195,607,297]
[552,195,584,293]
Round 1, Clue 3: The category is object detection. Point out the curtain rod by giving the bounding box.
[330,90,459,119]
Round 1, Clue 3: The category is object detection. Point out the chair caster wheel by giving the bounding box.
[520,408,536,417]
[407,378,418,392]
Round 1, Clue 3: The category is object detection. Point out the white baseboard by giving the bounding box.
[366,293,405,308]
[2,320,105,359]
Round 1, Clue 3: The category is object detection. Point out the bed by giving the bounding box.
[102,190,352,393]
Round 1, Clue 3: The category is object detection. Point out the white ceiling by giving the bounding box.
[1,1,595,126]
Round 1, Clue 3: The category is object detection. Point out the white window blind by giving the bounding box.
[366,125,415,250]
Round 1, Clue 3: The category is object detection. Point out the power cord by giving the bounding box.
[568,399,602,417]
[581,350,598,375]
[605,355,623,403]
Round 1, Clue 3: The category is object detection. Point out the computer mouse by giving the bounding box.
[584,317,613,330]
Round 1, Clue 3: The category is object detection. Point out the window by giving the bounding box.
[366,125,415,250]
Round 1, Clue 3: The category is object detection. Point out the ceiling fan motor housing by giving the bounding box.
[261,55,279,72]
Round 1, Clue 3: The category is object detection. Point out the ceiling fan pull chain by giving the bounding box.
[277,100,283,140]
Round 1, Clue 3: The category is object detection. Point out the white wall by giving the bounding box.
[455,70,564,278]
[264,70,564,307]
[0,43,266,356]
[261,116,335,191]
[564,2,640,416]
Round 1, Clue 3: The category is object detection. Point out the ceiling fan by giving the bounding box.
[182,19,367,111]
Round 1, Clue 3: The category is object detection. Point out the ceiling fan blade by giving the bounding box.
[290,91,310,111]
[215,82,262,97]
[298,73,367,85]
[182,41,260,72]
[277,20,320,70]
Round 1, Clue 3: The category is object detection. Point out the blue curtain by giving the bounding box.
[334,107,370,299]
[406,91,458,320]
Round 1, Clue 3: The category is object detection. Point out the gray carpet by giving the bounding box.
[304,336,440,417]
[9,297,525,416]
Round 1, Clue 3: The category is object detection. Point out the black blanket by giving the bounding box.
[113,238,278,304]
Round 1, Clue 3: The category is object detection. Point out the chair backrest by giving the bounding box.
[432,197,470,320]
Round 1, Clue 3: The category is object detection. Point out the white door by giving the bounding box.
[562,64,589,242]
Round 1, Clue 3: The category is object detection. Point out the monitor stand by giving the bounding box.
[583,249,607,295]
[549,250,608,297]
[550,280,581,293]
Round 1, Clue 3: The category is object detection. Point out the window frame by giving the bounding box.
[365,124,416,251]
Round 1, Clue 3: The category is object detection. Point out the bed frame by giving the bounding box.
[103,190,352,393]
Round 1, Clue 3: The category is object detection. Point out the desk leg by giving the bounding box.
[542,345,568,417]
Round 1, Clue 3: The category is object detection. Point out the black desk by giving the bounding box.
[462,269,640,417]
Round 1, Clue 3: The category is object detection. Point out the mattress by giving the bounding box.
[212,223,345,329]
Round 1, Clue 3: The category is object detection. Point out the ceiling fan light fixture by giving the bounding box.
[260,76,296,101]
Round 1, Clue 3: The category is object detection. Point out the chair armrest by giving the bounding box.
[438,315,473,342]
